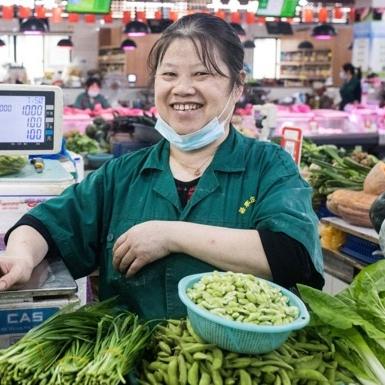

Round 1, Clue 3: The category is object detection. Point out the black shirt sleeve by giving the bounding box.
[4,214,62,259]
[259,229,324,290]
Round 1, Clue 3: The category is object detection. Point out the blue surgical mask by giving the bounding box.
[154,93,234,151]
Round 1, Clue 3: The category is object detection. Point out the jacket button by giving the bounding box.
[107,233,114,242]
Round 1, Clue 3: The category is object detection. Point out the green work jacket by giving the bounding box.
[29,127,323,320]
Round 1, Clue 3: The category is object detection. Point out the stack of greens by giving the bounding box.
[0,299,152,385]
[299,259,385,385]
[301,140,378,208]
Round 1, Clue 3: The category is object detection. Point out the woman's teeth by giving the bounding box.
[172,103,202,111]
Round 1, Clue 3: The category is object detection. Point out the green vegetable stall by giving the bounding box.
[2,260,385,385]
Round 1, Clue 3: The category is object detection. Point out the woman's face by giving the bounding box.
[154,38,239,135]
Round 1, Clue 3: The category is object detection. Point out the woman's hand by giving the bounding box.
[0,254,35,291]
[112,221,171,277]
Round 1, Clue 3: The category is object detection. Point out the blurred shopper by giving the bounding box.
[339,63,362,110]
[73,77,111,110]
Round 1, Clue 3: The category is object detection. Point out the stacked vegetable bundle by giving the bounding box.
[301,140,378,209]
[0,299,152,385]
[138,319,354,385]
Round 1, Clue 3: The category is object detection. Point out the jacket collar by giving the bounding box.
[140,126,247,174]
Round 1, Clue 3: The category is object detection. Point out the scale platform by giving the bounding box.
[0,159,74,196]
[0,257,78,348]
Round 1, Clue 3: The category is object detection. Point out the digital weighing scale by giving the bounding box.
[0,85,79,347]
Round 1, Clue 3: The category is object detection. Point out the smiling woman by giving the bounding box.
[1,13,324,320]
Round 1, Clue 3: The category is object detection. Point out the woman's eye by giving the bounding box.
[162,72,176,78]
[195,72,210,77]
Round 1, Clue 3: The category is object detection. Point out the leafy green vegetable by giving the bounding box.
[298,260,385,385]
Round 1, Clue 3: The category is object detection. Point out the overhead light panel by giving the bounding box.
[121,38,137,51]
[311,24,337,40]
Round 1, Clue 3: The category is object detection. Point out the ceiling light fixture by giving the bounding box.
[57,36,73,48]
[120,38,137,51]
[19,16,48,34]
[243,40,255,49]
[124,19,150,36]
[297,40,313,49]
[311,23,337,40]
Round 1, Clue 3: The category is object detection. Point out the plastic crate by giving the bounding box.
[316,204,335,219]
[339,234,383,264]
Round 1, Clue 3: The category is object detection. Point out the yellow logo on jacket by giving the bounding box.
[239,196,256,214]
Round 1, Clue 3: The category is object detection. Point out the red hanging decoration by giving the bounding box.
[123,11,131,24]
[256,16,265,25]
[35,5,46,19]
[2,6,14,20]
[302,7,313,23]
[333,6,343,19]
[155,10,162,20]
[246,12,255,24]
[215,10,225,19]
[51,8,62,23]
[136,11,145,21]
[84,14,96,23]
[68,13,79,23]
[169,11,178,21]
[231,12,241,23]
[18,6,31,19]
[318,7,328,23]
[103,13,113,23]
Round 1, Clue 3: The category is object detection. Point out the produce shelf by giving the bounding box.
[321,216,379,244]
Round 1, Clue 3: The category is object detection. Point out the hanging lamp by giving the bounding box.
[0,39,5,47]
[124,20,150,36]
[20,16,48,34]
[120,38,137,51]
[311,24,336,40]
[57,36,73,48]
[297,40,313,49]
[243,40,255,49]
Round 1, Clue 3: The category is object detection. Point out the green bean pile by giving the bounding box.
[187,272,299,325]
[138,319,356,385]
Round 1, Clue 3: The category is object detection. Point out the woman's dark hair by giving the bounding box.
[85,77,101,89]
[147,13,244,90]
[342,63,362,80]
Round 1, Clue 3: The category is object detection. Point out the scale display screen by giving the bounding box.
[0,85,62,155]
[0,96,46,144]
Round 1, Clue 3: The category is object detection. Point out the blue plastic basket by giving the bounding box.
[178,273,310,354]
[339,234,382,264]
